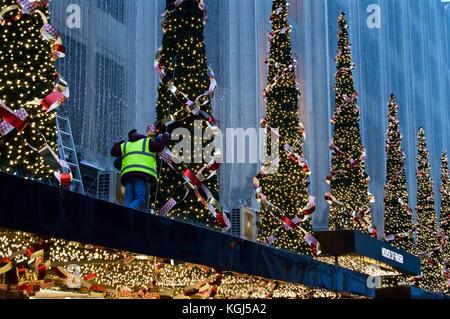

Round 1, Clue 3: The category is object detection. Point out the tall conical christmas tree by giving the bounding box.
[383,95,413,252]
[326,12,374,235]
[439,151,450,289]
[154,0,224,230]
[0,0,65,180]
[415,128,446,292]
[255,0,316,255]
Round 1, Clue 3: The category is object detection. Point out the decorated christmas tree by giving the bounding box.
[415,128,446,292]
[439,151,450,289]
[153,0,227,230]
[326,12,374,235]
[0,0,68,181]
[254,0,317,255]
[383,95,414,252]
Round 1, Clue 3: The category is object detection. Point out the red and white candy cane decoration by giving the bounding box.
[41,91,66,113]
[154,50,218,127]
[33,9,66,61]
[53,38,66,59]
[0,100,29,136]
[254,168,319,255]
[23,73,70,113]
[324,192,344,206]
[352,206,377,237]
[264,208,321,256]
[156,198,178,216]
[305,234,321,256]
[182,168,230,231]
[16,0,48,15]
[284,143,311,175]
[155,156,227,230]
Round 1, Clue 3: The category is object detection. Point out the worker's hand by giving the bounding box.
[156,132,171,144]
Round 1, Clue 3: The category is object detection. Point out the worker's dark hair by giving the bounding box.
[128,129,138,140]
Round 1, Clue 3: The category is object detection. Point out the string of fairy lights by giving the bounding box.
[0,229,360,299]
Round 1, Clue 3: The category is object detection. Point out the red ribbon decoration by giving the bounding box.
[370,226,378,238]
[325,192,343,206]
[53,43,66,57]
[25,242,47,258]
[209,162,221,172]
[51,267,67,279]
[84,273,97,282]
[0,106,28,132]
[41,91,66,112]
[37,263,47,280]
[90,285,106,293]
[59,172,72,187]
[182,169,203,189]
[303,196,316,215]
[216,212,228,229]
[281,216,297,230]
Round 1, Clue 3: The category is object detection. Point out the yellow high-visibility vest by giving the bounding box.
[120,138,157,179]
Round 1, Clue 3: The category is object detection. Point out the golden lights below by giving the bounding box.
[0,229,365,299]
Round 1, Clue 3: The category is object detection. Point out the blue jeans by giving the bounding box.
[124,178,149,211]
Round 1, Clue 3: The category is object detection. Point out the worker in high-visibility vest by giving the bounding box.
[111,128,169,210]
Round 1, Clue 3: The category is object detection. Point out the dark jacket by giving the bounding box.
[111,132,170,185]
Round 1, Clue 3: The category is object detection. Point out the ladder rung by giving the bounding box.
[56,116,85,194]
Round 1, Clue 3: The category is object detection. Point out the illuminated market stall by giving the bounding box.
[0,173,374,299]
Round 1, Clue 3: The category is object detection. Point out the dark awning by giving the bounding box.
[0,172,374,297]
